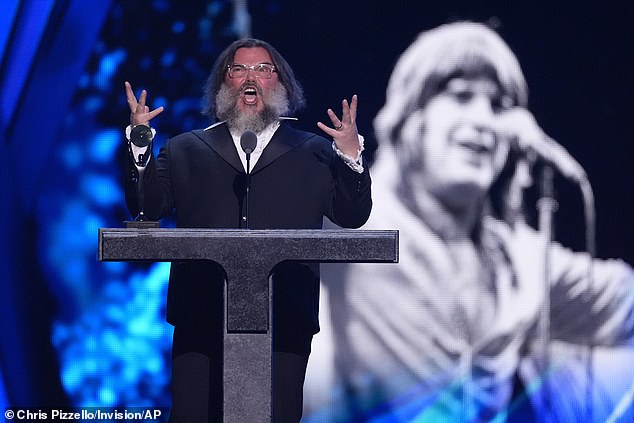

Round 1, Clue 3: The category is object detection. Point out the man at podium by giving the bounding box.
[122,38,371,422]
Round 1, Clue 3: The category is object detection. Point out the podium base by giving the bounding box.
[124,220,160,229]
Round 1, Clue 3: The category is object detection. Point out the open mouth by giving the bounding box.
[243,86,258,105]
[451,125,496,157]
[457,140,491,155]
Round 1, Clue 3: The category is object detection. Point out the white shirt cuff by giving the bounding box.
[332,134,365,173]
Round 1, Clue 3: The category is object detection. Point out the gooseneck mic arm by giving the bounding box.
[240,130,258,228]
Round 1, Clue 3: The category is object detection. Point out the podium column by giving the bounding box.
[99,228,398,422]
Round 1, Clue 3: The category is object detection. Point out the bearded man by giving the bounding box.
[123,38,371,423]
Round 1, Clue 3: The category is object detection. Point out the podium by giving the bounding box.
[99,228,398,422]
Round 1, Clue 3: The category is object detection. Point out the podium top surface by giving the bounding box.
[99,228,398,264]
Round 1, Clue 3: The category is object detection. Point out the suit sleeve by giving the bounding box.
[326,153,372,229]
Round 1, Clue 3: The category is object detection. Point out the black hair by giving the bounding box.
[202,38,305,119]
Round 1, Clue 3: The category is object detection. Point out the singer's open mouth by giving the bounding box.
[243,87,258,105]
[449,124,496,158]
[457,140,491,155]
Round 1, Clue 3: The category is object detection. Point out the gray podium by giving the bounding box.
[98,228,398,422]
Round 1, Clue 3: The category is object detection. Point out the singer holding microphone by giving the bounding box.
[123,38,371,423]
[310,21,634,422]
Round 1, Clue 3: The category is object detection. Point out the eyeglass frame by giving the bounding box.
[226,63,278,79]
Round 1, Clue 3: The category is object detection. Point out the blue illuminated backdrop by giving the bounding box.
[38,0,241,406]
[1,0,241,408]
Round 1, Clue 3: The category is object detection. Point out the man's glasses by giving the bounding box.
[227,63,277,79]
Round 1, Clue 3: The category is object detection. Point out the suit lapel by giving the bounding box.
[252,123,311,173]
[193,124,244,172]
[191,122,313,174]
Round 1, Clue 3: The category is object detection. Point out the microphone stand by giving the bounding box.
[240,130,257,229]
[535,164,557,420]
[536,163,597,422]
[244,152,252,229]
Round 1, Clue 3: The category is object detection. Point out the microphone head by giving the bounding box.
[130,124,154,148]
[240,130,258,155]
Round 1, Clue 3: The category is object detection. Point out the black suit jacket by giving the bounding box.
[125,122,371,355]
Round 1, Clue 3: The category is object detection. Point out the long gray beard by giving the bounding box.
[215,83,290,134]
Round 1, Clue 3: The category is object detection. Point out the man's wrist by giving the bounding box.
[333,134,365,173]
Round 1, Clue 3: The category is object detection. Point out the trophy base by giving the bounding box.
[124,220,161,229]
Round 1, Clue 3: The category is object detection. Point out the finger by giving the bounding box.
[341,99,351,123]
[125,81,138,111]
[138,89,147,109]
[326,109,342,127]
[146,106,164,120]
[132,107,164,127]
[317,121,338,137]
[349,94,358,122]
[145,106,149,113]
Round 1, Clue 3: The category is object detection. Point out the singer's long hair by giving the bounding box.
[202,38,306,119]
[373,21,531,229]
[374,21,528,150]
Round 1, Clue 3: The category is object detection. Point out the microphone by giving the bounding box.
[499,109,587,183]
[240,130,258,155]
[240,131,258,228]
[516,136,587,183]
[130,124,154,148]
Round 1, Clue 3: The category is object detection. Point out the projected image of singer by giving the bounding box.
[123,38,371,423]
[308,21,634,422]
